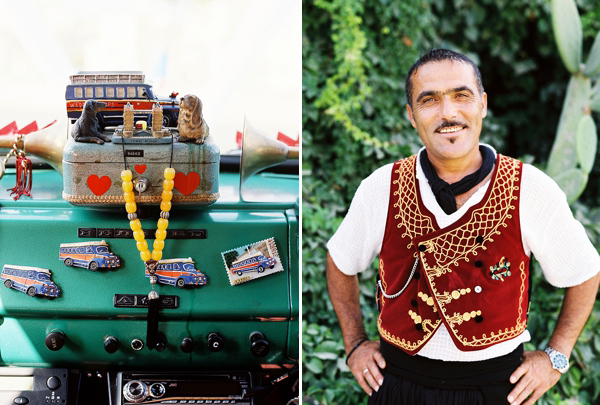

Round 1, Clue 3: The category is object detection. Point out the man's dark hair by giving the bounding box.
[405,49,484,108]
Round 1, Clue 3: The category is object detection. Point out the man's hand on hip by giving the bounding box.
[507,350,561,405]
[347,340,386,396]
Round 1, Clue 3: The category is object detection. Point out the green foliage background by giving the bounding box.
[302,0,600,404]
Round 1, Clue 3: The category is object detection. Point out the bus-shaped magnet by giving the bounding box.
[222,238,283,286]
[59,240,121,271]
[144,258,207,288]
[1,264,61,298]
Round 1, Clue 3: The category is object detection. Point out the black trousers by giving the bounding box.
[367,340,523,405]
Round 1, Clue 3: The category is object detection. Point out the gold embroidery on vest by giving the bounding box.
[393,155,436,251]
[419,157,526,347]
[419,156,521,279]
[378,156,439,351]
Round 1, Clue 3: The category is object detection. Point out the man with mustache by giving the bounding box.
[327,49,600,405]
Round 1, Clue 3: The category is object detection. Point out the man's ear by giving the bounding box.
[406,104,417,128]
[481,92,488,119]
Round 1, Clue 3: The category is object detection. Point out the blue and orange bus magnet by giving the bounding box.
[1,265,61,298]
[59,240,121,271]
[222,238,283,286]
[144,258,207,288]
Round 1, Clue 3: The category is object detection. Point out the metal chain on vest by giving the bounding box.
[377,257,419,299]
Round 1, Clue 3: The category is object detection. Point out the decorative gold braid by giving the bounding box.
[393,156,436,251]
[419,155,520,278]
[63,192,219,204]
[378,156,439,351]
[419,156,526,347]
[379,258,387,307]
[378,317,442,351]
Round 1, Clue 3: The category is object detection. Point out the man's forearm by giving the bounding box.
[548,272,600,356]
[326,251,368,352]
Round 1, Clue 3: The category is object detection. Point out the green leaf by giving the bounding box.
[305,357,324,374]
[313,340,341,360]
[591,82,600,112]
[584,31,600,77]
[553,168,588,205]
[576,115,597,174]
[546,75,591,177]
[551,0,582,73]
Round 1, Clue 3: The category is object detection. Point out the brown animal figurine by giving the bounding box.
[71,99,112,144]
[177,94,209,144]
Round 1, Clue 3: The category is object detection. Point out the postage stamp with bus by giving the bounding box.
[222,238,283,286]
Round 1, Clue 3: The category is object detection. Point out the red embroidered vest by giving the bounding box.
[377,154,530,354]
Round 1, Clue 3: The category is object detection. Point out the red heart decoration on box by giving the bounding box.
[174,172,200,196]
[135,164,147,174]
[87,174,112,196]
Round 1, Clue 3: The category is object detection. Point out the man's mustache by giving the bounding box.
[436,121,466,132]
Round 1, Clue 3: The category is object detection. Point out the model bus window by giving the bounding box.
[86,246,93,254]
[117,87,125,98]
[127,86,136,98]
[95,87,104,98]
[106,87,115,98]
[138,86,146,97]
[75,87,83,98]
[28,271,34,279]
[97,246,108,254]
[85,87,93,98]
[37,273,50,281]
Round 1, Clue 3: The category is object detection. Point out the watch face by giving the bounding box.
[553,353,568,370]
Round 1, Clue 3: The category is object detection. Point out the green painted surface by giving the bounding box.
[0,168,298,369]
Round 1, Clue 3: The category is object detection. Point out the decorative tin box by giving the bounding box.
[62,133,219,206]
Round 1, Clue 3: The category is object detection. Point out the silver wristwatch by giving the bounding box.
[543,346,569,374]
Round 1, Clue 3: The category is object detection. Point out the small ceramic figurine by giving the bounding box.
[144,258,207,288]
[1,264,61,298]
[71,99,112,144]
[177,94,209,144]
[59,240,121,271]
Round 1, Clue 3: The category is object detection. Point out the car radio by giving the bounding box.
[117,371,252,405]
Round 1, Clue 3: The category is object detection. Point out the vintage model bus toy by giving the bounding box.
[1,265,61,298]
[65,71,180,128]
[59,240,121,271]
[144,258,207,288]
[231,253,276,276]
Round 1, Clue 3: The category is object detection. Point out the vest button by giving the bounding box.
[418,244,426,252]
[411,300,418,307]
[476,236,484,243]
[475,315,484,323]
[474,286,482,293]
[475,260,483,268]
[415,323,423,331]
[413,272,420,280]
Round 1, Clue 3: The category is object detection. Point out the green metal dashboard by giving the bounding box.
[0,164,298,403]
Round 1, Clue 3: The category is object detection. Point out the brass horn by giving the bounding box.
[0,119,68,178]
[240,118,299,200]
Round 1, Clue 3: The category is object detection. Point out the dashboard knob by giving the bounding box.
[131,338,144,351]
[104,336,119,354]
[45,330,65,351]
[249,331,270,358]
[207,332,224,352]
[180,337,194,353]
[123,380,148,403]
[155,334,166,352]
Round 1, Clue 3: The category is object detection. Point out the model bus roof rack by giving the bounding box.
[60,240,108,247]
[158,258,193,264]
[70,71,145,85]
[3,264,52,274]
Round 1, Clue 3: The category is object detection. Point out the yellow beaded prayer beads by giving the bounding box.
[121,168,174,266]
